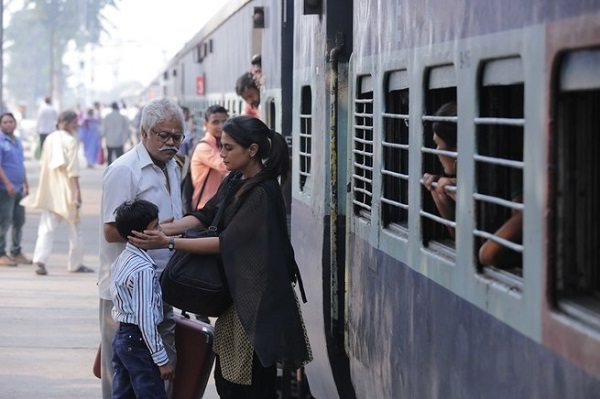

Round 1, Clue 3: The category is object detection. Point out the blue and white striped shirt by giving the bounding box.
[111,243,168,366]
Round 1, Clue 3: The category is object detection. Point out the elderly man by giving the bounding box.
[98,98,184,398]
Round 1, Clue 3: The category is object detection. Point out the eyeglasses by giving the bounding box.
[151,129,185,143]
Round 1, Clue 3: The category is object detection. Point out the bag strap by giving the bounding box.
[206,177,232,236]
[188,139,212,211]
[194,169,211,210]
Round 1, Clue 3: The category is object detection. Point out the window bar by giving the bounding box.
[353,164,373,173]
[381,112,409,119]
[473,229,524,253]
[422,147,458,158]
[474,117,525,127]
[473,193,524,211]
[382,170,408,180]
[420,210,457,228]
[382,142,409,150]
[474,154,523,169]
[352,200,372,211]
[353,174,372,184]
[381,197,409,210]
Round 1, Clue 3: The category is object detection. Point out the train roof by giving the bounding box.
[169,0,251,68]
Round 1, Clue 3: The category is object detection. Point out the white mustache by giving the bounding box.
[160,147,178,152]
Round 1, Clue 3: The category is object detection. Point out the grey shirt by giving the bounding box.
[101,111,131,147]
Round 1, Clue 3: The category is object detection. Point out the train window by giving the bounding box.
[381,70,409,232]
[352,75,374,220]
[299,86,312,191]
[554,49,600,323]
[421,65,457,253]
[474,57,524,281]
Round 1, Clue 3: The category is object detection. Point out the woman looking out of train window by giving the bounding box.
[421,101,457,238]
[128,115,312,398]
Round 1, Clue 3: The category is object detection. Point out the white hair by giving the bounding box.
[140,98,185,135]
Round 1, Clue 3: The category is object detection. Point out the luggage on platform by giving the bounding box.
[173,314,215,399]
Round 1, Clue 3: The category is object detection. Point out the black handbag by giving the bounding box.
[161,183,232,317]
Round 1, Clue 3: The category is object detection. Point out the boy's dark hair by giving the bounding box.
[114,199,159,240]
[204,105,228,121]
[235,72,258,96]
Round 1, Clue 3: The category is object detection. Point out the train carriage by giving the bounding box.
[142,0,600,397]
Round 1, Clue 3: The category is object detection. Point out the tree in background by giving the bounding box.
[5,0,117,113]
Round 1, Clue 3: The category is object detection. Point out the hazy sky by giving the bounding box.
[78,0,223,91]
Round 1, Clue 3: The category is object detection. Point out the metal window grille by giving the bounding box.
[474,58,524,278]
[381,70,409,231]
[299,86,312,191]
[554,49,600,321]
[420,74,457,249]
[352,76,374,219]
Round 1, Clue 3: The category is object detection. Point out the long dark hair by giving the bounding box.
[432,101,457,149]
[223,116,289,199]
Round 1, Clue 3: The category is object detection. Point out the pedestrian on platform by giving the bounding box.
[36,96,58,150]
[80,108,101,168]
[189,105,229,210]
[98,98,184,399]
[0,113,31,266]
[101,102,131,165]
[176,106,196,158]
[129,116,312,398]
[23,110,92,276]
[111,199,175,399]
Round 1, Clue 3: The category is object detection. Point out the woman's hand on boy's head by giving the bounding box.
[127,228,169,249]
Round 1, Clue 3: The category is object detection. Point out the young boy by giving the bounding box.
[110,199,174,399]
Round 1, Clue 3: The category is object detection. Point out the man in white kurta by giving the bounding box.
[98,98,184,398]
[22,111,90,275]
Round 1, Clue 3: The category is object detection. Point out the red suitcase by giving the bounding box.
[173,315,215,399]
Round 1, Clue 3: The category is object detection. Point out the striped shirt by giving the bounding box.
[111,243,168,366]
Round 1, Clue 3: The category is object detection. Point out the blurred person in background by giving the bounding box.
[22,110,93,276]
[80,108,101,168]
[101,102,131,165]
[0,113,31,266]
[176,106,196,158]
[36,96,58,149]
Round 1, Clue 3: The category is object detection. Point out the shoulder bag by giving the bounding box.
[161,182,232,317]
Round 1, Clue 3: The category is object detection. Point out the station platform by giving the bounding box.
[0,158,218,398]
